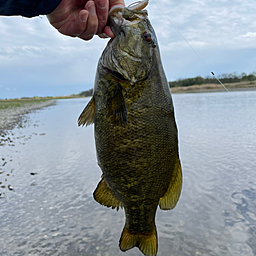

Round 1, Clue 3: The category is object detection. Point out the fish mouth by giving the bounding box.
[108,0,148,34]
[108,0,149,17]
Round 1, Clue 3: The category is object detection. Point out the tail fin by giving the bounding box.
[119,225,158,256]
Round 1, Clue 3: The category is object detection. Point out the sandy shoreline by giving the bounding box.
[170,81,256,94]
[0,100,56,133]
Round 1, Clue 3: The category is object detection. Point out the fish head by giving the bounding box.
[102,1,157,85]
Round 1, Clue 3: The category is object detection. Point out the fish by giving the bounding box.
[78,1,182,255]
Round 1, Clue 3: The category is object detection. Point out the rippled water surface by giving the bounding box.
[1,92,256,256]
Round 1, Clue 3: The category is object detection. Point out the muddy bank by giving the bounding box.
[0,100,56,133]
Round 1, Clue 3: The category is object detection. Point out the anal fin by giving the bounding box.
[119,225,158,256]
[159,158,182,210]
[78,96,95,127]
[93,178,122,210]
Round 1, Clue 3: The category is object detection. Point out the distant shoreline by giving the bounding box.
[0,99,56,133]
[1,80,255,132]
[170,81,256,94]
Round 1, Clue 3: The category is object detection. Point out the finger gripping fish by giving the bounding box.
[78,1,182,255]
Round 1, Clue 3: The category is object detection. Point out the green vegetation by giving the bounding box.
[0,94,85,106]
[169,72,256,88]
[2,71,256,103]
[0,99,49,110]
[77,89,93,97]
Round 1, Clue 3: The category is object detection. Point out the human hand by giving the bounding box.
[47,0,125,41]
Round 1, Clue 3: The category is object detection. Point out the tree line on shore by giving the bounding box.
[77,89,93,97]
[169,72,256,88]
[77,72,256,97]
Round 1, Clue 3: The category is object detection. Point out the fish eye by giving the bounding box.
[143,32,151,42]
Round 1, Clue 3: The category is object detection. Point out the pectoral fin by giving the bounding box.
[106,83,127,125]
[159,158,182,210]
[78,96,95,126]
[93,178,122,210]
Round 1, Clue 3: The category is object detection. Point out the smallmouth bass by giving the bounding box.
[78,1,182,255]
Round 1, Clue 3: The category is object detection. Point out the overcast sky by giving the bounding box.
[1,0,256,99]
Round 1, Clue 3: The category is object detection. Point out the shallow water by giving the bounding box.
[0,91,256,256]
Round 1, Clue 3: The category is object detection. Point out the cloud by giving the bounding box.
[237,32,256,39]
[146,0,256,50]
[0,15,108,98]
[1,0,256,98]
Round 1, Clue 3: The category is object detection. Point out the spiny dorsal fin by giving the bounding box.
[78,96,95,127]
[119,225,158,256]
[93,178,122,210]
[159,158,182,210]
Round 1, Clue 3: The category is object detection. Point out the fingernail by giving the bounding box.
[88,4,96,15]
[81,13,88,22]
[96,0,107,9]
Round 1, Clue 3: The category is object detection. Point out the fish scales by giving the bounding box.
[78,1,182,256]
[95,78,176,226]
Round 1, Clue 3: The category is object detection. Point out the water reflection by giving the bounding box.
[0,107,54,199]
[229,188,256,254]
[0,93,256,255]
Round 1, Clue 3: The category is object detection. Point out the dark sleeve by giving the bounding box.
[0,0,62,17]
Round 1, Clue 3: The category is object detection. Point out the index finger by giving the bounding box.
[95,0,109,35]
[98,0,125,38]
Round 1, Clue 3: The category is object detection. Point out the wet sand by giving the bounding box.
[0,100,56,132]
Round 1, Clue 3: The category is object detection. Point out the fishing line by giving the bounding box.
[151,1,229,92]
